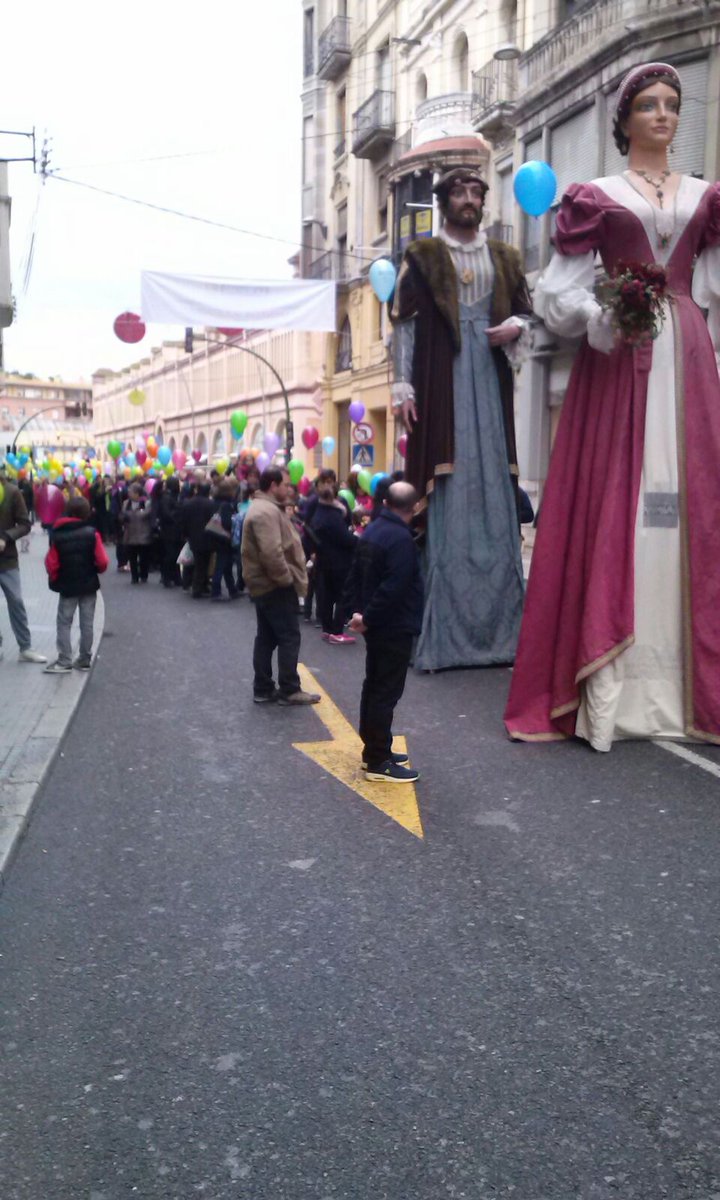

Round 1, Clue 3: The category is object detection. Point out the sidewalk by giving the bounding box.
[0,526,104,888]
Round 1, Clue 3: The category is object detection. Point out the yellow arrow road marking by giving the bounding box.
[293,664,424,840]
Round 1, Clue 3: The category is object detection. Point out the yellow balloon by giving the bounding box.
[128,387,146,407]
[0,481,4,506]
[164,463,174,476]
[215,457,229,475]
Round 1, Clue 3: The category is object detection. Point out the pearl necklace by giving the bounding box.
[624,169,676,251]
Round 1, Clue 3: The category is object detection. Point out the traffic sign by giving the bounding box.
[352,422,374,445]
[352,444,374,467]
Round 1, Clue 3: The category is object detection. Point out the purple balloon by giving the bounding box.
[348,401,365,424]
[263,432,280,457]
[256,451,270,471]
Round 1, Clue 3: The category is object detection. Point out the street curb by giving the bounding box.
[0,591,106,893]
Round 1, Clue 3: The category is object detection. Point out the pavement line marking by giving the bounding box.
[293,663,424,840]
[657,740,720,781]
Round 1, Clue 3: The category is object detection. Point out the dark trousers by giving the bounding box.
[211,546,238,597]
[127,545,151,582]
[359,632,413,768]
[191,549,211,597]
[318,565,350,635]
[161,538,183,587]
[252,586,301,698]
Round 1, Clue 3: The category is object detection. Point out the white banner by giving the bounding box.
[141,270,337,332]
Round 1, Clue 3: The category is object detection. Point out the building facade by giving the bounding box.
[300,0,720,493]
[92,328,326,473]
[1,374,93,459]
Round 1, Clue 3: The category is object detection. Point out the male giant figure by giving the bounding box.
[391,163,532,671]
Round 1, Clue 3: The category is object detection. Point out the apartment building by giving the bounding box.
[1,374,93,457]
[301,0,720,491]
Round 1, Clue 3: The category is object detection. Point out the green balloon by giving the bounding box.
[357,469,372,495]
[287,458,304,485]
[339,488,355,511]
[230,410,248,438]
[107,439,122,460]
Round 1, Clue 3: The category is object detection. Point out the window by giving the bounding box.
[303,7,315,78]
[376,171,389,237]
[523,136,543,271]
[336,317,352,372]
[212,428,226,457]
[336,202,348,278]
[376,43,391,93]
[335,90,346,159]
[416,72,428,103]
[452,32,469,92]
[551,106,597,195]
[303,116,314,185]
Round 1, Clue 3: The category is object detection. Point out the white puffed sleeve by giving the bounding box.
[692,245,720,371]
[534,250,600,338]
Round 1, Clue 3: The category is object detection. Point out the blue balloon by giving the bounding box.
[513,161,558,218]
[369,472,387,496]
[322,435,335,456]
[369,258,397,303]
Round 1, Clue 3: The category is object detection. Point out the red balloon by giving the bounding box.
[217,327,244,338]
[136,448,148,466]
[397,434,408,458]
[192,450,202,462]
[301,426,319,450]
[298,476,311,496]
[113,311,146,344]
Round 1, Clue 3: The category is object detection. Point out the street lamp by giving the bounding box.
[494,42,521,61]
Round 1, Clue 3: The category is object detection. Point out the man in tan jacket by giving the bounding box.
[241,466,320,706]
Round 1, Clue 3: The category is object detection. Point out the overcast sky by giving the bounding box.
[2,0,302,382]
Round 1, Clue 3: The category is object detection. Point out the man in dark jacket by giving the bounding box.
[346,482,423,783]
[0,462,47,664]
[44,495,109,673]
[180,479,215,598]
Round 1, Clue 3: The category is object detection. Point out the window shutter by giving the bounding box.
[551,107,597,196]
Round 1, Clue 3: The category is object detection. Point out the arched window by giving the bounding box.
[212,428,226,457]
[168,436,176,451]
[156,425,164,446]
[181,434,191,454]
[196,432,207,459]
[250,423,263,451]
[452,32,469,92]
[416,72,428,103]
[336,316,352,372]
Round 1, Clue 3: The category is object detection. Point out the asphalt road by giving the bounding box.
[2,567,720,1200]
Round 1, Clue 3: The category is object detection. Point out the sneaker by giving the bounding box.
[277,690,321,706]
[253,689,280,704]
[365,761,420,784]
[362,750,409,770]
[43,661,72,674]
[19,649,48,664]
[73,659,92,671]
[328,633,356,645]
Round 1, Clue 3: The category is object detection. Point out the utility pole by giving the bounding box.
[0,162,13,329]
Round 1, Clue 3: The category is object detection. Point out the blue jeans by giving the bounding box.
[0,568,32,652]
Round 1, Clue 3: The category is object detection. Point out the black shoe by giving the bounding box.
[253,689,280,704]
[361,750,409,770]
[365,761,419,784]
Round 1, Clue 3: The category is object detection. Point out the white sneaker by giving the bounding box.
[19,649,48,664]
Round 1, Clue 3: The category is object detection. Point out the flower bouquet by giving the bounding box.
[596,260,669,347]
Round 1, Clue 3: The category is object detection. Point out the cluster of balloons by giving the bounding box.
[338,470,388,511]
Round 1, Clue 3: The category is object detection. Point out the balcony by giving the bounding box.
[520,0,677,92]
[352,90,395,159]
[317,16,351,81]
[472,59,518,137]
[413,92,474,147]
[307,250,353,282]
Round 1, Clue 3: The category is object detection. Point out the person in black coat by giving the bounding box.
[208,477,239,601]
[180,480,215,598]
[346,482,423,784]
[309,482,357,643]
[159,476,184,587]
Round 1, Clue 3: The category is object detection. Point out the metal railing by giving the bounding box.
[307,250,353,282]
[317,15,352,81]
[352,90,395,157]
[472,58,519,120]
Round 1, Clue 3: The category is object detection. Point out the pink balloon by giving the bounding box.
[397,434,408,458]
[136,448,148,466]
[298,476,311,496]
[349,401,365,424]
[36,483,66,525]
[263,432,280,457]
[301,427,319,450]
[145,478,156,494]
[192,450,202,463]
[172,449,187,470]
[256,451,270,471]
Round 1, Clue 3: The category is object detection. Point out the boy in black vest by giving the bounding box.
[44,495,109,674]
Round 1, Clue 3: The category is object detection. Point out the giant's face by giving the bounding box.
[443,178,485,228]
[623,81,680,154]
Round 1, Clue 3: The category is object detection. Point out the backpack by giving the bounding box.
[230,509,245,548]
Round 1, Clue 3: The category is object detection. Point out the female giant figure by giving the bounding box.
[505,63,720,751]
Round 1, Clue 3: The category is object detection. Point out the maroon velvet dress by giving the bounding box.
[505,176,720,747]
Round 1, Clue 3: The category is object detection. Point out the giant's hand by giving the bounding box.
[401,397,417,433]
[486,323,522,347]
